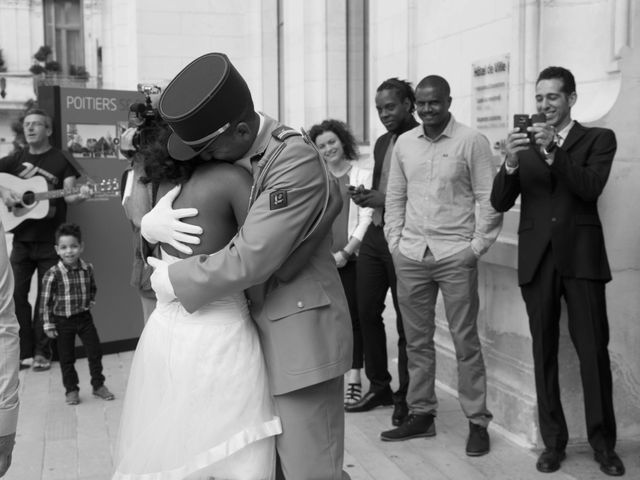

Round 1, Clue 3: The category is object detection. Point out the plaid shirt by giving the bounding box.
[40,259,96,331]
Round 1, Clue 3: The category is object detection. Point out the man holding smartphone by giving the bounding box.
[491,66,624,476]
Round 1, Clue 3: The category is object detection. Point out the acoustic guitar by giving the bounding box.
[0,173,120,231]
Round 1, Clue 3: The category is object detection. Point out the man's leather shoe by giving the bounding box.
[594,450,625,476]
[380,413,436,442]
[391,399,408,426]
[466,422,490,456]
[344,389,393,413]
[536,449,566,473]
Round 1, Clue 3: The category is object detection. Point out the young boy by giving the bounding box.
[40,223,114,405]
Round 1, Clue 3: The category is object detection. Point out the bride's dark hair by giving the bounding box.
[138,122,204,186]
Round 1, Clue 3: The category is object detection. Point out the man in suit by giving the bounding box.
[346,78,417,427]
[140,52,353,480]
[490,66,624,476]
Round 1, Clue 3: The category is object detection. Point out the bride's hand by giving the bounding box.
[140,185,202,255]
[147,257,177,304]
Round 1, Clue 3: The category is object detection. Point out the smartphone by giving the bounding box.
[513,114,530,135]
[530,113,546,125]
[529,113,547,146]
[514,113,546,145]
[347,184,368,194]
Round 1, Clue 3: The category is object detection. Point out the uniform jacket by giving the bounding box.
[490,121,615,285]
[169,115,353,395]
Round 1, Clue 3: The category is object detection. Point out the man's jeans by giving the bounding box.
[10,240,57,360]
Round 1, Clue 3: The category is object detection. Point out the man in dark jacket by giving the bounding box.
[490,66,624,477]
[346,78,418,427]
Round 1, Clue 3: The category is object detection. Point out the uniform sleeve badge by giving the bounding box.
[269,190,288,210]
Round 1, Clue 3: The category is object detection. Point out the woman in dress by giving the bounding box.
[112,126,281,480]
[309,119,373,407]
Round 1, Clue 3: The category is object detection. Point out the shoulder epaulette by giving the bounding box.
[272,126,302,141]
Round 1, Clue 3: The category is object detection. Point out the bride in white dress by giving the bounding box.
[112,155,280,480]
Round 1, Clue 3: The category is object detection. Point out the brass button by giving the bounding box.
[551,217,557,222]
[297,301,304,309]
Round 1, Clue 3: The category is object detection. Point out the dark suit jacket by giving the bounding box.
[372,118,419,191]
[490,121,615,286]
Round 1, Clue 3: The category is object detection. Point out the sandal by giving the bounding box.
[32,355,51,372]
[344,382,362,406]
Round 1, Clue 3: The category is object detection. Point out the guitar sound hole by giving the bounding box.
[22,191,35,206]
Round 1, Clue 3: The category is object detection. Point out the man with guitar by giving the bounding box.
[0,108,93,372]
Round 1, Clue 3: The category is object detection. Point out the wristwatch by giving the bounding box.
[542,141,557,156]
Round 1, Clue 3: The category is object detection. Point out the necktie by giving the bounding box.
[556,134,563,147]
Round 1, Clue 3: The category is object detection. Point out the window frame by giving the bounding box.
[43,0,85,76]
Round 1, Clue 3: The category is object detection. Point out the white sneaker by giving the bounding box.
[19,357,33,370]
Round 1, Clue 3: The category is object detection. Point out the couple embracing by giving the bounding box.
[112,53,353,480]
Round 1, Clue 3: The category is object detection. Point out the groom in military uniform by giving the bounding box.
[141,52,353,480]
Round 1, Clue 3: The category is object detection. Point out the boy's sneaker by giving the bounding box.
[19,357,33,370]
[93,385,115,401]
[65,391,80,405]
[32,355,51,372]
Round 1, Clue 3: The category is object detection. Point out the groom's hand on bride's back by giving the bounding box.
[146,257,177,303]
[140,185,203,255]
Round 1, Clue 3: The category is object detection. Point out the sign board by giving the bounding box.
[38,86,146,352]
[471,54,509,162]
[41,86,143,161]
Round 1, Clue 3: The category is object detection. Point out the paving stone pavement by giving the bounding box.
[4,351,638,480]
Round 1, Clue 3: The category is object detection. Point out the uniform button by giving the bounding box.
[551,217,557,222]
[297,301,304,308]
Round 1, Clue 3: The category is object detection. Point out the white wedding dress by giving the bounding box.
[112,252,281,480]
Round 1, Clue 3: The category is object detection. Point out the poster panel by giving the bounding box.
[471,54,509,165]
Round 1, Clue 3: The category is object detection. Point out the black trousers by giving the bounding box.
[521,246,616,452]
[10,240,57,360]
[356,224,408,398]
[338,259,363,369]
[55,311,105,394]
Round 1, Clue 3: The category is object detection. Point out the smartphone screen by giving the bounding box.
[513,114,530,133]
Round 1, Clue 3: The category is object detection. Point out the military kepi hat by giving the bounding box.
[158,52,252,161]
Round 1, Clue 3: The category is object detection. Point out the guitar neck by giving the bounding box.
[33,186,84,201]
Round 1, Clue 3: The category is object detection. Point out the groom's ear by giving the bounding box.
[233,122,252,139]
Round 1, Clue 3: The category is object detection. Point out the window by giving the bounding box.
[43,0,84,76]
[347,0,369,144]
